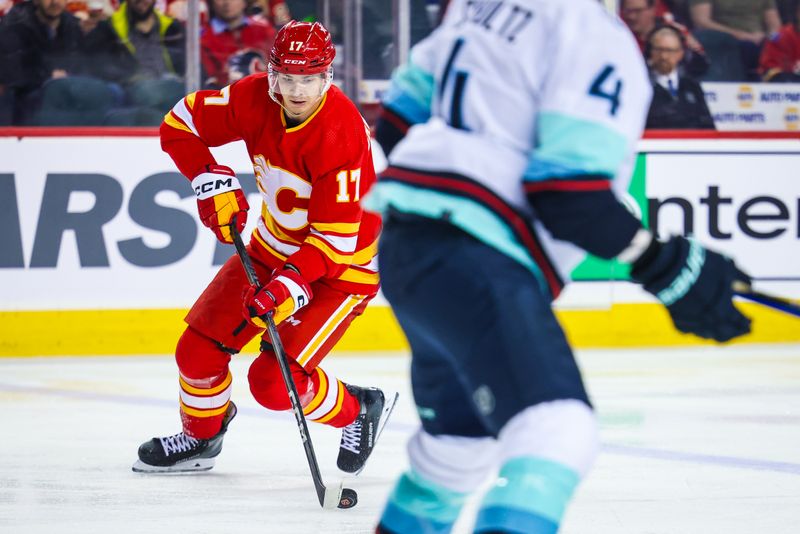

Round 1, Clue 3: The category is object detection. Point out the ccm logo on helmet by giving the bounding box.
[284,59,308,65]
[194,178,234,197]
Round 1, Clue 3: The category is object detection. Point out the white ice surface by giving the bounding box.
[1,344,799,533]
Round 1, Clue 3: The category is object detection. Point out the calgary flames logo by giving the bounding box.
[252,154,312,230]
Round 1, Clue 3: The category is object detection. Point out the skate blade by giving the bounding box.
[352,391,399,477]
[131,457,215,474]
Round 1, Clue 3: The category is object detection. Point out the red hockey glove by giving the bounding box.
[243,266,313,326]
[192,165,249,244]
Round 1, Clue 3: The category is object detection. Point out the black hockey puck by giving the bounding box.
[338,488,358,509]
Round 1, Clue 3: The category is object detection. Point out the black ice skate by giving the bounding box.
[337,386,398,475]
[132,402,237,473]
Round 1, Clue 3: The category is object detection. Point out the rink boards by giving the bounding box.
[0,130,798,356]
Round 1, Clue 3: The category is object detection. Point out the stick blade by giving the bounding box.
[321,479,344,509]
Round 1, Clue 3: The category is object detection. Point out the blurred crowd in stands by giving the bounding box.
[623,0,800,129]
[1,0,799,127]
[0,0,284,125]
[0,0,434,126]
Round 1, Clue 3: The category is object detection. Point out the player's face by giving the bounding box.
[34,0,67,19]
[128,0,155,17]
[621,0,655,35]
[274,72,326,121]
[212,0,246,23]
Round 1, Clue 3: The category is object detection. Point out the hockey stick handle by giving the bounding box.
[733,281,800,319]
[230,226,341,508]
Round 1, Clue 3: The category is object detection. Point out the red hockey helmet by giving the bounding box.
[269,20,336,75]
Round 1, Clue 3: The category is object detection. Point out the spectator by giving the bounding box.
[0,0,115,124]
[0,0,15,18]
[200,0,276,88]
[663,0,693,26]
[158,0,208,25]
[645,26,715,129]
[776,0,797,23]
[66,0,115,33]
[84,0,185,124]
[107,0,184,82]
[82,0,113,32]
[245,0,289,27]
[81,12,136,86]
[353,0,434,79]
[621,0,710,77]
[689,0,782,80]
[759,0,800,81]
[288,0,432,79]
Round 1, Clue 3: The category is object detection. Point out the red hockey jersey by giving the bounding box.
[759,24,800,80]
[200,17,276,88]
[160,76,380,295]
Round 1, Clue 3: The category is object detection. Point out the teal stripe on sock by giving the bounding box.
[380,501,453,534]
[385,469,468,526]
[479,457,580,526]
[474,506,559,534]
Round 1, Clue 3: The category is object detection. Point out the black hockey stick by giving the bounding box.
[733,282,800,319]
[231,225,357,509]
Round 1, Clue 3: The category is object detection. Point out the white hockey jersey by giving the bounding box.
[365,0,652,297]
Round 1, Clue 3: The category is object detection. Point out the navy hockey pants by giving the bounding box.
[378,212,591,438]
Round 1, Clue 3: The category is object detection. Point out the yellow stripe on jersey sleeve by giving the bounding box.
[311,221,361,234]
[163,111,194,134]
[351,239,378,265]
[185,92,197,110]
[305,234,355,264]
[336,267,380,285]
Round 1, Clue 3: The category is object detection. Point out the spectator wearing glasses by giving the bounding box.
[646,25,716,129]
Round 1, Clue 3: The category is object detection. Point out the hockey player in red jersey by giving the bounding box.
[132,20,396,475]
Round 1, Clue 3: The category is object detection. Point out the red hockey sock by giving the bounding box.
[303,367,360,428]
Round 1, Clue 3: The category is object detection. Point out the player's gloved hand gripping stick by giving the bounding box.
[230,224,358,510]
[193,165,249,244]
[630,235,753,342]
[243,267,312,327]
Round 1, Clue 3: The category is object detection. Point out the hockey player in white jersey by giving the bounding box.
[366,0,752,532]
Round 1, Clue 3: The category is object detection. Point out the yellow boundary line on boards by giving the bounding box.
[0,302,797,357]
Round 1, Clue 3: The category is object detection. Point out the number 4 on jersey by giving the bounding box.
[589,65,622,116]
